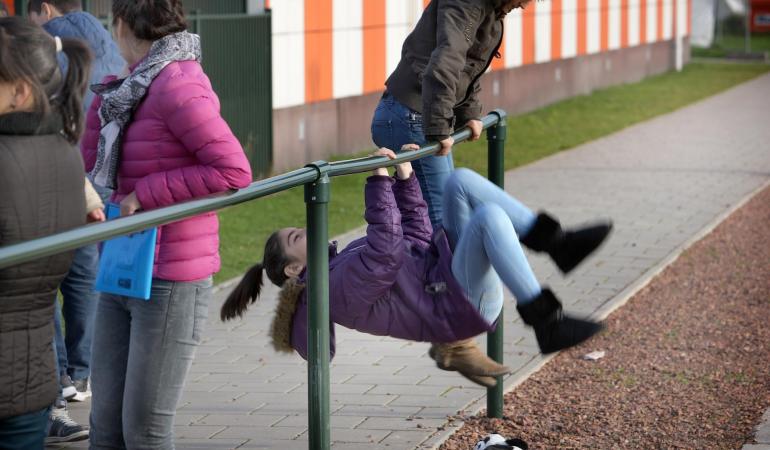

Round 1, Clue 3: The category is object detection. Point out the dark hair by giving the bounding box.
[28,0,82,15]
[220,231,293,321]
[0,17,92,143]
[112,0,187,41]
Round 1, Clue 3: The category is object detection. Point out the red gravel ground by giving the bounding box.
[440,185,770,450]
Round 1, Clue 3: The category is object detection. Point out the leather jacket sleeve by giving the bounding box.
[422,0,484,139]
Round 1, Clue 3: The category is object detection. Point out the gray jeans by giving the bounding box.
[89,277,212,450]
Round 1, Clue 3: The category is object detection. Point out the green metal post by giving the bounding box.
[486,110,507,418]
[194,9,202,35]
[304,162,331,450]
[82,0,90,13]
[15,0,28,16]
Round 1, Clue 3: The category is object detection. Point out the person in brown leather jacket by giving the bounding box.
[371,0,531,227]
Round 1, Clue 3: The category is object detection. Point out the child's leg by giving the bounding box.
[452,204,604,355]
[442,168,537,248]
[451,204,541,323]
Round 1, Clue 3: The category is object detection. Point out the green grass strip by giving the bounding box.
[216,61,769,282]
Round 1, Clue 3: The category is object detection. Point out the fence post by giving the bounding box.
[304,162,331,450]
[14,0,28,16]
[486,110,507,418]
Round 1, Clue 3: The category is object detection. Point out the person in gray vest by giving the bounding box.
[0,16,92,450]
[29,0,124,444]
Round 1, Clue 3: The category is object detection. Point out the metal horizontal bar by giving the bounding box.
[0,112,504,269]
[328,112,503,177]
[0,167,317,270]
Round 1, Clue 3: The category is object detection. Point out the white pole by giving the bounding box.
[676,0,683,70]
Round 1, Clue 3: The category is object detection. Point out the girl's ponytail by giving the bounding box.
[0,18,92,143]
[220,263,265,321]
[56,37,91,144]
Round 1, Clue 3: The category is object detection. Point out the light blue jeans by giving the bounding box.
[89,277,212,450]
[371,92,454,227]
[444,169,541,324]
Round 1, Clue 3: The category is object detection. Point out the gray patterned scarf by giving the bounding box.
[90,31,201,189]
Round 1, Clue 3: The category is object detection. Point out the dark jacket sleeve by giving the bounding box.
[331,176,405,315]
[392,173,433,247]
[453,80,483,127]
[422,0,484,139]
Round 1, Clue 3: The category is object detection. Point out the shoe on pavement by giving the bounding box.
[45,405,89,444]
[70,377,92,402]
[60,374,77,401]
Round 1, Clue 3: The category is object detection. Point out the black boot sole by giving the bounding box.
[538,320,605,354]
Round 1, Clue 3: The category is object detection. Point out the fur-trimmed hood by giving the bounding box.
[269,278,305,353]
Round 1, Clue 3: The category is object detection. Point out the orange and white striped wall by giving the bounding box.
[267,0,692,171]
[267,0,691,110]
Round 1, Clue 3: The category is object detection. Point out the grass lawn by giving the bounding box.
[692,33,770,57]
[215,61,770,283]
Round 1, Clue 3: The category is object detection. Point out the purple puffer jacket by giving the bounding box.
[288,174,493,360]
[82,60,253,281]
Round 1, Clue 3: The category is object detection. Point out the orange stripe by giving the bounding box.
[621,0,629,47]
[491,42,505,69]
[522,4,536,64]
[577,0,588,54]
[265,0,270,9]
[424,0,431,8]
[640,0,647,43]
[551,0,563,60]
[657,0,664,40]
[491,23,506,70]
[687,0,691,34]
[363,0,387,93]
[304,0,333,103]
[600,0,609,50]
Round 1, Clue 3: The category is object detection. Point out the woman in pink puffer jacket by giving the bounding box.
[81,1,252,448]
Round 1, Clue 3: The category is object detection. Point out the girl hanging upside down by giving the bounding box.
[221,145,613,387]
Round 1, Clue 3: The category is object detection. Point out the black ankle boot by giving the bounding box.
[520,212,612,274]
[516,289,604,354]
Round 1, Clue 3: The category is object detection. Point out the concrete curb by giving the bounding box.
[743,408,770,449]
[422,178,770,450]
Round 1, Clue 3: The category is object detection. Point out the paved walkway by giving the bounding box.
[744,408,770,450]
[59,72,770,449]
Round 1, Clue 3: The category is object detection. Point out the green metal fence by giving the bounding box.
[188,12,273,178]
[84,0,248,17]
[0,111,508,450]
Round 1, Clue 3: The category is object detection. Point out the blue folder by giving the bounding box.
[95,203,157,300]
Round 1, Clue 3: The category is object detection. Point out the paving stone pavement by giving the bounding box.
[743,408,770,450]
[55,72,770,449]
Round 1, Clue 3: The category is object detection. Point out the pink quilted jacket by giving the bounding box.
[82,60,252,281]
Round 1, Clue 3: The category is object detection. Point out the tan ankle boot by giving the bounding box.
[429,339,511,377]
[461,372,498,388]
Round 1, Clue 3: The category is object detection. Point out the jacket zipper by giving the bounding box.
[460,18,505,106]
